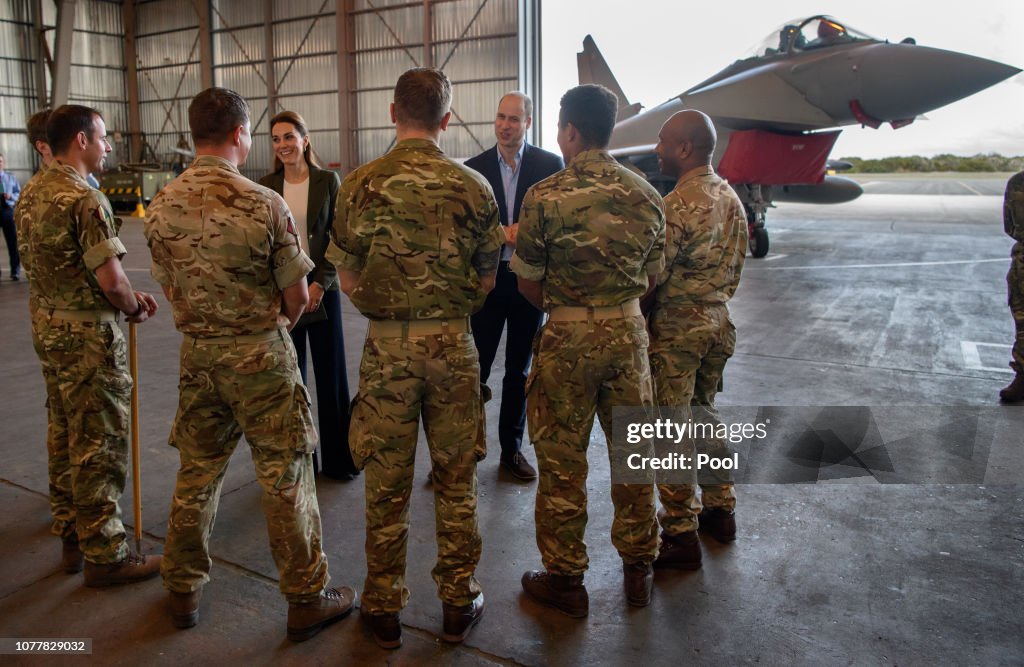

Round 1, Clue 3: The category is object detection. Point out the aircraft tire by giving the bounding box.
[750,227,770,258]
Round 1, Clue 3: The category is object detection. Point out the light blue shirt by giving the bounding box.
[0,170,20,208]
[497,142,525,261]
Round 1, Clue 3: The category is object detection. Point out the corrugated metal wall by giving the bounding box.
[349,0,520,164]
[0,0,128,182]
[0,0,40,184]
[1,0,531,181]
[135,0,202,170]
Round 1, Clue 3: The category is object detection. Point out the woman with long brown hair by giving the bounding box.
[259,110,358,479]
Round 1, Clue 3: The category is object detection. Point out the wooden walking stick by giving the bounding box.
[129,321,142,553]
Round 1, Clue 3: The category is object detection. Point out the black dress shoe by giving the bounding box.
[500,452,538,481]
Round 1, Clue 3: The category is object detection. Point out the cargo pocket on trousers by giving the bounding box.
[92,366,133,436]
[347,392,372,470]
[291,383,318,455]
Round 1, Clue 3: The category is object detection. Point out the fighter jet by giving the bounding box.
[578,15,1021,257]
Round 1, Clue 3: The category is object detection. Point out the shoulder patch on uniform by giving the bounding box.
[92,206,110,226]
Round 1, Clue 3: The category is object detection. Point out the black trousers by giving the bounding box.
[290,287,357,476]
[471,260,543,457]
[0,207,19,277]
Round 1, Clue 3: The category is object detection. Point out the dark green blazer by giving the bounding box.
[258,164,341,291]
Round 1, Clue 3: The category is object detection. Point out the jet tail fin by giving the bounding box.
[577,35,642,121]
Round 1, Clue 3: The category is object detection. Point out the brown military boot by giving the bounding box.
[653,530,702,570]
[286,586,356,642]
[698,508,737,543]
[622,562,653,607]
[61,536,83,574]
[169,589,202,629]
[441,593,484,643]
[361,610,402,649]
[999,374,1024,402]
[83,551,161,587]
[521,570,588,618]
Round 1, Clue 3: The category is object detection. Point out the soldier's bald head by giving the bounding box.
[656,110,716,179]
[664,110,716,162]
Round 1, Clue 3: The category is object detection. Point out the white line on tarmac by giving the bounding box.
[747,258,1007,271]
[958,181,985,196]
[960,341,1014,373]
[762,254,788,261]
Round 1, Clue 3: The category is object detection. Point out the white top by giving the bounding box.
[283,176,310,254]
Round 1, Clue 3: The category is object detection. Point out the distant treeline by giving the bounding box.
[839,154,1024,173]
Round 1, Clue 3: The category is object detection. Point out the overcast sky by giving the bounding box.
[538,1,1024,159]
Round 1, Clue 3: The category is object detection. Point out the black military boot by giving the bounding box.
[61,536,83,574]
[999,374,1024,402]
[622,562,654,607]
[169,589,202,629]
[361,610,402,649]
[698,508,737,543]
[653,530,702,570]
[521,570,589,618]
[441,593,484,643]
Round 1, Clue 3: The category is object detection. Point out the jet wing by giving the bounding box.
[682,65,836,130]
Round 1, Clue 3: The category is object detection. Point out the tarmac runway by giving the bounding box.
[0,174,1021,665]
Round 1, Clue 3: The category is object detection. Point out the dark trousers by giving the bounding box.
[0,207,19,277]
[471,260,543,457]
[290,287,357,476]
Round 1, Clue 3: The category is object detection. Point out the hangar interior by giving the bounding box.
[1,1,1023,665]
[0,0,540,183]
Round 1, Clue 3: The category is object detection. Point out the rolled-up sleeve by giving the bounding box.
[83,237,128,271]
[77,194,126,271]
[509,190,546,282]
[644,200,667,277]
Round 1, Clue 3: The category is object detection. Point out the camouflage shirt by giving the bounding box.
[145,155,313,337]
[654,165,747,307]
[327,138,503,320]
[1005,171,1024,243]
[15,161,126,311]
[510,148,665,309]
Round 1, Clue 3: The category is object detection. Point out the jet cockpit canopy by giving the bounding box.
[748,16,878,58]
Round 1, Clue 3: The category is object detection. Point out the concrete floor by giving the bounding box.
[1,176,1022,665]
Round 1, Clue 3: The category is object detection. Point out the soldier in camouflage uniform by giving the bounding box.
[15,104,162,585]
[514,84,665,617]
[22,110,54,414]
[648,110,748,566]
[1000,170,1024,401]
[327,68,500,648]
[144,88,355,641]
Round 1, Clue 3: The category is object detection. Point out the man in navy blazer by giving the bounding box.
[465,92,564,480]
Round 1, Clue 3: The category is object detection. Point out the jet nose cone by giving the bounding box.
[858,44,1021,120]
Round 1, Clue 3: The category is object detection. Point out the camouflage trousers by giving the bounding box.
[32,312,131,564]
[527,315,659,575]
[1008,245,1024,374]
[161,329,328,602]
[351,330,483,614]
[649,303,737,535]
